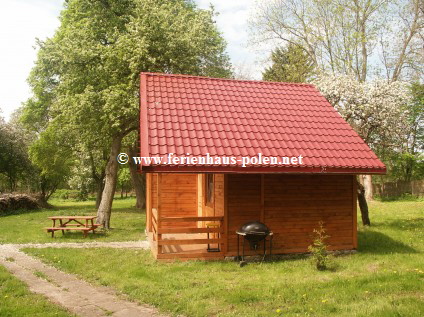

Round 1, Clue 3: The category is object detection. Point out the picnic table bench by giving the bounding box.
[45,216,101,238]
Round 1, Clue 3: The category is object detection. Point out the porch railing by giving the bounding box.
[151,208,158,241]
[151,212,224,254]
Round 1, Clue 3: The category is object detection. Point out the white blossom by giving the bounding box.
[312,74,412,150]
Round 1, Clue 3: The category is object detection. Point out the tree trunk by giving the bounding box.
[89,151,106,209]
[357,180,371,226]
[97,135,123,229]
[128,143,146,210]
[95,178,104,209]
[362,174,373,201]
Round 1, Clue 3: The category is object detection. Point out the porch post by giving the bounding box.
[146,173,152,232]
[352,175,358,249]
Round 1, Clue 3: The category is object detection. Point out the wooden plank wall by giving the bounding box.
[197,174,204,219]
[151,173,158,209]
[146,174,152,232]
[158,173,198,228]
[227,174,262,254]
[214,174,225,217]
[226,174,355,256]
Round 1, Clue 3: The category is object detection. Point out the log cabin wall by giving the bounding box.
[146,173,158,233]
[227,174,262,254]
[197,174,204,220]
[226,174,356,256]
[151,173,158,209]
[214,174,225,217]
[158,173,198,228]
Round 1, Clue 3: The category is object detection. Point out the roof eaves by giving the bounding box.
[139,73,149,162]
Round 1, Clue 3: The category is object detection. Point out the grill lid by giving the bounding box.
[237,221,270,235]
[236,221,271,250]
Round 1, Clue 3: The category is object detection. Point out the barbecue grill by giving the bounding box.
[236,221,273,266]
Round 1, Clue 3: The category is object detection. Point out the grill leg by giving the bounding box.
[239,236,247,267]
[242,237,245,261]
[237,234,240,261]
[270,235,273,260]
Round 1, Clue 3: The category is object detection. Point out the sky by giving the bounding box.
[0,0,267,122]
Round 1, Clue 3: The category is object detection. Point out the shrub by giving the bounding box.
[308,221,330,271]
[52,189,88,201]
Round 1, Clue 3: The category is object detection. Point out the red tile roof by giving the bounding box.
[139,72,386,174]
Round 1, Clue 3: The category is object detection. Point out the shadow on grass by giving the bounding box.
[51,203,143,213]
[1,200,143,218]
[381,218,424,231]
[358,230,417,254]
[49,231,108,240]
[0,208,52,217]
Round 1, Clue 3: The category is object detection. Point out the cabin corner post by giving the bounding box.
[223,174,229,254]
[157,173,162,254]
[146,173,152,233]
[353,175,358,249]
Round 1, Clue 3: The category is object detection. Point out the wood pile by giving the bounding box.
[0,194,40,214]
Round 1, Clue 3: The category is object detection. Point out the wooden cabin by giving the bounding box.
[139,73,386,261]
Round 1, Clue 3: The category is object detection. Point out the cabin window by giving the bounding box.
[205,174,214,206]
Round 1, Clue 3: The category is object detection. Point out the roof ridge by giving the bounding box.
[140,72,315,87]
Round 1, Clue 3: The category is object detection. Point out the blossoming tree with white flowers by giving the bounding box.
[313,74,412,225]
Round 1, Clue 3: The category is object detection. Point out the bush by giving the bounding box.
[52,189,88,201]
[308,221,330,271]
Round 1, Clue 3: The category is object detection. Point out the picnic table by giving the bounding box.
[45,216,101,238]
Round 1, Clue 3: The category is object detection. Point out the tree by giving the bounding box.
[0,110,33,193]
[262,43,315,82]
[252,0,423,204]
[128,140,145,209]
[380,0,424,81]
[387,82,424,181]
[232,62,256,80]
[117,167,132,199]
[251,0,423,82]
[313,74,411,148]
[313,74,412,225]
[404,83,424,179]
[28,123,74,202]
[24,0,232,228]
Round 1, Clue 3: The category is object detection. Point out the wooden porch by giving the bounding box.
[148,208,225,260]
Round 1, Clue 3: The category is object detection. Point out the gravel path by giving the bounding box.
[9,240,150,249]
[0,242,167,317]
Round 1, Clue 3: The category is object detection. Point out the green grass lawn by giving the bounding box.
[0,265,74,317]
[0,198,145,244]
[23,200,424,317]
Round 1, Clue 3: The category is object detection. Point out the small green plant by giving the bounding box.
[33,270,49,280]
[308,221,330,271]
